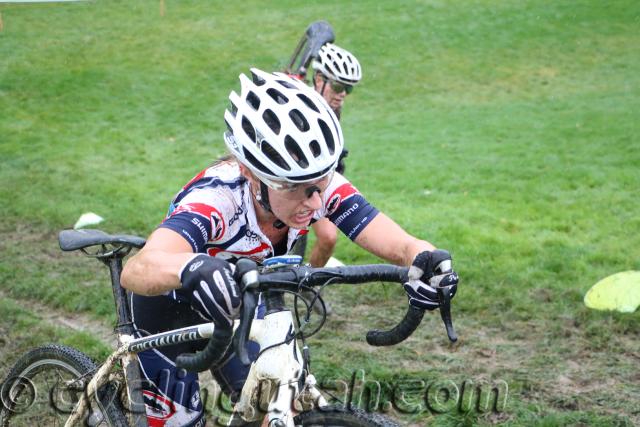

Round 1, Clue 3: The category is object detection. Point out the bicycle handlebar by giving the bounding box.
[175,326,233,372]
[176,259,458,372]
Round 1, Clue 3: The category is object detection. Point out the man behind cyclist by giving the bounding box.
[121,69,458,426]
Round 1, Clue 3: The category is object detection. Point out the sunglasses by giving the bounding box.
[263,172,334,201]
[323,77,354,95]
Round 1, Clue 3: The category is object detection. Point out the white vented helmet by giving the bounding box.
[312,43,362,85]
[224,68,343,188]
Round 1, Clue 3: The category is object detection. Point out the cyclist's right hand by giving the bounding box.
[179,254,241,327]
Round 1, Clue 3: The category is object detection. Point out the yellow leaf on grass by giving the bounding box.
[584,271,640,313]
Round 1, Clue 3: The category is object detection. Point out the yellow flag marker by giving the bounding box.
[584,271,640,313]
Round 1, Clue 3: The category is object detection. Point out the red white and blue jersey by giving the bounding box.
[159,161,378,264]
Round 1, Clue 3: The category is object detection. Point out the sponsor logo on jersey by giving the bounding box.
[181,230,198,249]
[206,242,271,262]
[326,183,358,214]
[210,209,225,241]
[228,202,245,227]
[191,217,208,242]
[334,203,360,226]
[326,193,341,216]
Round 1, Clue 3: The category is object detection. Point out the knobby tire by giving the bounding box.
[0,344,128,427]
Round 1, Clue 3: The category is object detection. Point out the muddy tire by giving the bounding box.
[0,344,128,427]
[293,405,400,426]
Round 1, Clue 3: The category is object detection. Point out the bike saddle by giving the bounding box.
[59,229,146,251]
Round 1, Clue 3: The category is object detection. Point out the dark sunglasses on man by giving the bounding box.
[323,76,354,94]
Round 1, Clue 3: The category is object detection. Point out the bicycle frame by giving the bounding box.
[65,309,325,426]
[233,308,327,425]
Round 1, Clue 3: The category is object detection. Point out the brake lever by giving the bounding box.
[234,291,258,365]
[233,258,260,366]
[431,260,458,343]
[437,286,457,343]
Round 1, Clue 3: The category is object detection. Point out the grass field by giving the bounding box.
[1,0,639,425]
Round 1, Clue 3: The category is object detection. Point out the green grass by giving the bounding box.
[0,298,111,374]
[1,0,639,425]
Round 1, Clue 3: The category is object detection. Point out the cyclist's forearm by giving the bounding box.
[121,250,193,296]
[354,213,436,266]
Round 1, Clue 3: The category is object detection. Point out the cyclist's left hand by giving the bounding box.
[404,249,459,310]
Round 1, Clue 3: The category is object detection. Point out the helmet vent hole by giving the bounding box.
[229,101,238,118]
[261,141,290,171]
[285,136,309,168]
[241,116,257,143]
[251,71,266,86]
[318,119,335,155]
[246,91,261,111]
[262,109,281,135]
[309,140,321,158]
[296,94,320,113]
[267,88,289,105]
[243,147,274,175]
[289,109,310,132]
[276,79,296,89]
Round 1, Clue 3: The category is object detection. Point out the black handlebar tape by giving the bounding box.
[366,306,425,346]
[332,265,409,284]
[175,326,233,372]
[438,286,458,342]
[234,291,258,366]
[256,265,409,290]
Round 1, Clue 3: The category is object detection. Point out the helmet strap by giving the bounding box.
[314,72,328,95]
[320,80,328,96]
[256,181,272,212]
[256,181,286,229]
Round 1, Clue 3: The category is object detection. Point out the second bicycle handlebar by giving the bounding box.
[176,259,457,372]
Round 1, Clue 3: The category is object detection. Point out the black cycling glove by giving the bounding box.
[179,254,241,327]
[403,249,459,310]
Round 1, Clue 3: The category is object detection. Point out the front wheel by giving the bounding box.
[294,406,400,427]
[0,344,128,427]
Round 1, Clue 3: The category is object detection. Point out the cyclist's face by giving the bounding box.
[267,175,332,228]
[314,73,350,112]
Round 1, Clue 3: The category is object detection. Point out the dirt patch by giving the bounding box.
[0,289,117,347]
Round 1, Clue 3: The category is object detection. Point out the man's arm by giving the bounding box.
[354,213,436,266]
[309,218,338,267]
[120,228,195,296]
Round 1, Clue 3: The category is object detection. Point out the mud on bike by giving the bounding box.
[0,229,458,426]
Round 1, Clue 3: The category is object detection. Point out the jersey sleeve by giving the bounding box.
[159,187,235,253]
[320,173,380,240]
